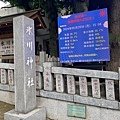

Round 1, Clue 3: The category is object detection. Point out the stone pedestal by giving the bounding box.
[4,107,46,120]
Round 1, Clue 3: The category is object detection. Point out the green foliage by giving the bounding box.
[1,0,70,11]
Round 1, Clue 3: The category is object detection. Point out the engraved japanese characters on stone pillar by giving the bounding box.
[79,77,88,96]
[43,62,54,91]
[14,16,36,113]
[56,74,64,92]
[36,72,43,89]
[105,79,115,100]
[67,75,75,94]
[1,69,7,84]
[8,69,14,85]
[91,78,100,98]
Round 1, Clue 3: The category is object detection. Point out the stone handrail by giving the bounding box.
[0,62,120,110]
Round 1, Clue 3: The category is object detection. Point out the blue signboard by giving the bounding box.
[58,8,110,63]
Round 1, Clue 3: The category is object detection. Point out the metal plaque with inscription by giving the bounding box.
[67,104,86,118]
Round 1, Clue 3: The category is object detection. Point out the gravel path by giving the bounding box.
[0,101,14,120]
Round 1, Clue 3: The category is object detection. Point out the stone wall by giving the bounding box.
[0,91,120,120]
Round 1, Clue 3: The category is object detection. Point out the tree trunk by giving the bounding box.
[73,1,88,13]
[106,0,120,72]
[47,0,58,56]
[109,0,120,35]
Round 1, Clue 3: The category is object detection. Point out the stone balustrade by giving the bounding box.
[0,62,119,110]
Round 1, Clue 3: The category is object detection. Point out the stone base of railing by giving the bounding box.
[0,84,119,111]
[4,107,46,120]
[39,90,119,110]
[0,84,14,92]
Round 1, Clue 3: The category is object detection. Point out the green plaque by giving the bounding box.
[67,104,86,118]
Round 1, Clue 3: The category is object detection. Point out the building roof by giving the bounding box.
[0,9,47,39]
[0,9,46,28]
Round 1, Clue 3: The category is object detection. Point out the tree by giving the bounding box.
[88,0,120,71]
[1,0,72,56]
[107,0,120,71]
[1,0,86,56]
[1,0,120,71]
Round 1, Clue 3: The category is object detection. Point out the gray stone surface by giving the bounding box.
[91,78,100,98]
[74,95,99,106]
[9,85,15,92]
[8,70,14,86]
[36,65,43,72]
[67,75,75,94]
[36,90,40,96]
[1,69,7,84]
[74,95,119,110]
[118,102,120,110]
[40,90,74,102]
[101,99,118,109]
[52,67,118,80]
[39,97,120,120]
[79,77,88,96]
[43,62,54,91]
[56,74,64,93]
[0,63,14,70]
[105,79,115,100]
[36,72,43,89]
[4,107,46,120]
[13,16,36,113]
[39,51,46,66]
[0,90,120,120]
[0,84,9,91]
[0,84,15,92]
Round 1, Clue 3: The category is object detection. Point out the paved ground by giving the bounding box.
[0,101,14,120]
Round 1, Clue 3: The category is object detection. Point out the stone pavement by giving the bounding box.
[0,101,14,120]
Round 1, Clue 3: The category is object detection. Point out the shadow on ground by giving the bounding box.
[0,101,14,120]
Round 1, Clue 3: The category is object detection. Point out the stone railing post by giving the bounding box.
[39,51,46,66]
[43,62,56,91]
[4,15,46,120]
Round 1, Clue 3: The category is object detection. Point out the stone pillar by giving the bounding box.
[14,15,36,113]
[91,78,100,98]
[43,62,54,91]
[8,69,14,86]
[56,74,64,93]
[1,69,7,84]
[4,15,46,120]
[79,77,88,97]
[39,51,46,66]
[36,72,43,89]
[67,75,76,94]
[105,79,115,100]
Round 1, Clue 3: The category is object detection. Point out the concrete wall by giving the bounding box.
[0,91,120,120]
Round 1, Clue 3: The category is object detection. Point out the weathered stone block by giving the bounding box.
[56,74,64,93]
[1,69,7,84]
[8,70,14,86]
[13,16,36,113]
[4,107,46,120]
[67,75,75,94]
[40,90,74,102]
